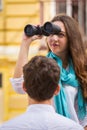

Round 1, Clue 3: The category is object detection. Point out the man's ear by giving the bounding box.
[23,82,27,92]
[54,85,60,95]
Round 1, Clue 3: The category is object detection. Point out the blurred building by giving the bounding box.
[0,0,50,123]
[0,0,87,123]
[55,0,87,39]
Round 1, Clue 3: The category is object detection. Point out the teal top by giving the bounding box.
[47,51,87,119]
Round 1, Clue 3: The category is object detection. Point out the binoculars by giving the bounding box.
[24,22,61,37]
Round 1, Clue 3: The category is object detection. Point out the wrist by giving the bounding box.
[21,39,31,48]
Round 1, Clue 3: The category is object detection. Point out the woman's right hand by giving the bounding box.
[13,33,43,78]
[21,33,43,47]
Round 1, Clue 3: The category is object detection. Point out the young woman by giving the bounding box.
[10,14,87,129]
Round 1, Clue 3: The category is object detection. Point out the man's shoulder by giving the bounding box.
[0,111,84,130]
[49,113,84,130]
[0,113,26,130]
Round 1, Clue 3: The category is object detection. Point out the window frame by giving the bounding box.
[0,0,3,11]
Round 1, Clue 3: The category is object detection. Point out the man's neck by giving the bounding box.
[28,97,53,106]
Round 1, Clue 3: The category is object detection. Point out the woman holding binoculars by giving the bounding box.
[10,14,87,129]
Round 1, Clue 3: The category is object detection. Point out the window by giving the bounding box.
[55,0,87,36]
[0,0,3,11]
[72,0,78,21]
[56,0,66,14]
[0,73,2,88]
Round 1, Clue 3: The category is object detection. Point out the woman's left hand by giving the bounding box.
[84,126,87,130]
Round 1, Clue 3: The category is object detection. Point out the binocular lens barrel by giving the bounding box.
[24,25,35,36]
[24,25,42,36]
[24,22,61,37]
[43,22,61,36]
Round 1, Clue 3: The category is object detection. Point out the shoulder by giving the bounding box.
[0,113,26,130]
[50,113,84,130]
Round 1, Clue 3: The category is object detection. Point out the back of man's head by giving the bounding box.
[23,56,60,101]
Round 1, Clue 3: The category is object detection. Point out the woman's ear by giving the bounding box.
[23,82,27,92]
[54,85,60,95]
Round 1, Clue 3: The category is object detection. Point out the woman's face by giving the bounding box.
[47,21,68,56]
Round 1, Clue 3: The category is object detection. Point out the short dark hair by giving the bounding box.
[23,56,60,101]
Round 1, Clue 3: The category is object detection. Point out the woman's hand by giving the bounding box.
[22,33,43,47]
[84,126,87,130]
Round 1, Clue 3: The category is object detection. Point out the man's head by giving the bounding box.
[23,56,60,102]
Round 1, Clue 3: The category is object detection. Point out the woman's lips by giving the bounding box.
[51,43,59,47]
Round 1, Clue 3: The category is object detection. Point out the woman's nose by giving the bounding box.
[51,35,59,41]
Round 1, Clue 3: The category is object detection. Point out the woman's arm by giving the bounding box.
[13,34,32,78]
[11,33,42,93]
[13,33,42,78]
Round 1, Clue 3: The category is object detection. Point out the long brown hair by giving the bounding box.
[50,14,87,100]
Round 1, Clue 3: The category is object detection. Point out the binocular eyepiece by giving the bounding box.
[24,22,61,37]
